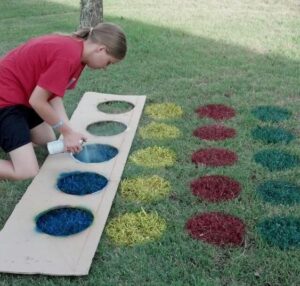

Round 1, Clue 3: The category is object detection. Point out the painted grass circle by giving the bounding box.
[258,217,300,249]
[130,146,176,168]
[72,144,118,163]
[145,103,183,119]
[57,171,108,196]
[257,180,300,205]
[196,104,235,120]
[193,125,236,141]
[121,175,171,202]
[191,175,241,202]
[97,100,134,114]
[87,121,127,136]
[106,210,166,246]
[251,106,291,122]
[36,207,94,236]
[186,212,245,247]
[139,122,180,139]
[192,148,237,167]
[254,149,299,171]
[251,126,294,144]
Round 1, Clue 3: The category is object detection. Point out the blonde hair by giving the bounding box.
[72,22,127,60]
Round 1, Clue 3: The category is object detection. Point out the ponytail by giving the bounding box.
[72,27,91,40]
[72,23,127,60]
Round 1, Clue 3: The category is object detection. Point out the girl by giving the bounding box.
[0,22,127,180]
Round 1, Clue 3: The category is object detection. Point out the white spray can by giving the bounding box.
[47,139,84,155]
[47,140,65,155]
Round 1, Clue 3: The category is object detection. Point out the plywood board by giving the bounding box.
[0,92,146,276]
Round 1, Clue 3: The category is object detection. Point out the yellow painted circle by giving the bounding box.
[145,103,183,119]
[139,122,180,139]
[121,175,171,202]
[106,210,166,246]
[130,146,176,167]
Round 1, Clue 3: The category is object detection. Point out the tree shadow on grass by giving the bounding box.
[0,1,299,285]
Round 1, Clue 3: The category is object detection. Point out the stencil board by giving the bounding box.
[0,92,146,276]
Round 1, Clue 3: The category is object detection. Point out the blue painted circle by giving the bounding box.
[72,144,118,163]
[57,171,108,195]
[36,207,94,236]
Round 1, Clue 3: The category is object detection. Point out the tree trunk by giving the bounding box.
[80,0,103,28]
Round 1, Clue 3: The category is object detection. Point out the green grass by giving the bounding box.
[0,0,300,285]
[87,121,127,136]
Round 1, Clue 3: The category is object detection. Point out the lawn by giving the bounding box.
[0,0,299,285]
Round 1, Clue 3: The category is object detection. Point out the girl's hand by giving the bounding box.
[62,130,87,153]
[28,87,87,153]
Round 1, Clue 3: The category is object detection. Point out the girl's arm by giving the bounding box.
[49,96,71,126]
[29,86,87,153]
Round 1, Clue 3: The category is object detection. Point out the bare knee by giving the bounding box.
[8,143,40,180]
[0,159,39,181]
[14,166,39,180]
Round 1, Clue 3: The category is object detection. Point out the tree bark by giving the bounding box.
[80,0,103,28]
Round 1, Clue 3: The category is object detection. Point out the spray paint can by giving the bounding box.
[47,139,85,155]
[47,140,65,155]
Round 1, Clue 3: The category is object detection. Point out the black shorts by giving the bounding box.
[0,105,43,153]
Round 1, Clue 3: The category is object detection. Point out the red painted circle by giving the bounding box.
[186,212,245,246]
[191,175,241,202]
[192,148,237,167]
[193,125,236,141]
[196,104,236,120]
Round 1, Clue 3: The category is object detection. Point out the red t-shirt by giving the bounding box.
[0,34,86,107]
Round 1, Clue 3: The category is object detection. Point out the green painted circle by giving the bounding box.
[251,106,291,122]
[97,101,134,114]
[258,217,300,249]
[87,121,127,136]
[251,126,294,144]
[254,149,299,171]
[257,180,300,205]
